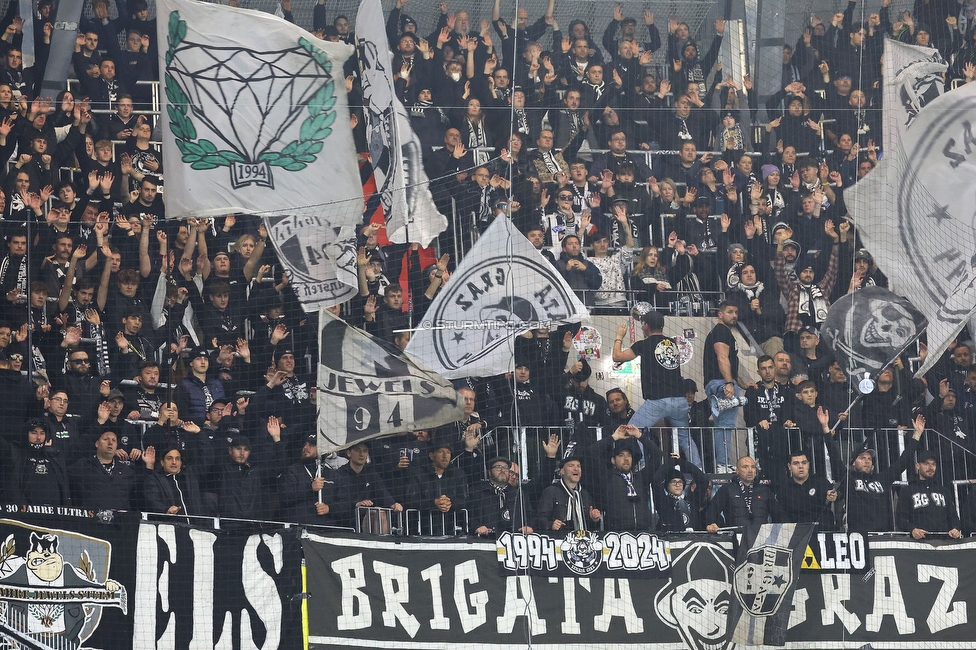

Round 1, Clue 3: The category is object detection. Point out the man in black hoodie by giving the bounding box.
[896,448,962,539]
[2,419,71,506]
[590,424,653,531]
[652,453,710,532]
[215,419,286,521]
[840,413,924,535]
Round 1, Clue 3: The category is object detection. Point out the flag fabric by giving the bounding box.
[317,309,464,454]
[157,0,365,311]
[405,216,589,379]
[820,286,927,387]
[881,38,946,155]
[356,0,448,247]
[38,0,87,98]
[728,522,816,646]
[157,0,362,219]
[846,63,976,377]
[19,0,34,69]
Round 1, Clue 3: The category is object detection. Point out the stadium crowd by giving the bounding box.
[0,0,970,538]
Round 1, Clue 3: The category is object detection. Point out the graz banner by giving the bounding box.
[304,531,976,649]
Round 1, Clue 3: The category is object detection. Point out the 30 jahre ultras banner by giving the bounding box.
[303,531,976,650]
[0,508,303,650]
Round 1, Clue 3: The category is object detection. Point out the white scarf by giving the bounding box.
[797,281,829,323]
[560,479,587,532]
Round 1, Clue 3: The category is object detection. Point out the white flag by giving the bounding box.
[262,216,359,312]
[881,38,946,154]
[406,217,589,378]
[318,309,464,454]
[356,0,448,247]
[157,0,363,220]
[847,78,976,377]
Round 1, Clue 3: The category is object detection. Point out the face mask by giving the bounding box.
[450,72,461,82]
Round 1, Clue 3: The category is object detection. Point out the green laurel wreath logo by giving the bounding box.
[164,10,337,172]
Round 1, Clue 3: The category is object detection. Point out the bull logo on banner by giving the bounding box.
[0,525,126,648]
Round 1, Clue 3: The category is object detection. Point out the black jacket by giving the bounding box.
[536,480,599,531]
[278,460,338,526]
[589,436,652,531]
[333,463,398,528]
[652,459,710,532]
[215,443,286,520]
[68,455,148,511]
[468,481,533,535]
[406,465,469,513]
[2,440,70,506]
[773,473,836,529]
[841,436,920,534]
[705,479,774,528]
[144,468,210,517]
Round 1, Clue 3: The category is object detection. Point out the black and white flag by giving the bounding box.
[728,522,816,646]
[820,286,926,388]
[317,309,464,454]
[847,76,976,377]
[158,0,365,311]
[158,0,362,217]
[882,38,946,154]
[406,216,588,378]
[356,0,448,247]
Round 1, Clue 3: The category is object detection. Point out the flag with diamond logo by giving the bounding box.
[157,0,363,220]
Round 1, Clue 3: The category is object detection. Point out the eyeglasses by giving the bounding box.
[50,396,68,403]
[492,465,511,471]
[70,358,90,364]
[557,194,573,200]
[668,479,685,485]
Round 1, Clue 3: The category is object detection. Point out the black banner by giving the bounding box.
[0,509,305,650]
[304,531,976,649]
[802,530,870,572]
[496,530,671,578]
[132,521,305,650]
[0,508,140,649]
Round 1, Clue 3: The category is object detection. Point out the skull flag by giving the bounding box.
[820,286,927,389]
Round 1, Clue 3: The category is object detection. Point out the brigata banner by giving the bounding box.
[304,531,976,649]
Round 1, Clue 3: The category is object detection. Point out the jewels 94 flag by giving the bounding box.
[317,309,464,454]
[157,0,363,220]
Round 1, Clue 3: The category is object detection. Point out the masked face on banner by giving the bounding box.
[655,543,735,650]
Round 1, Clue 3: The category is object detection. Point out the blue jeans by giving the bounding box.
[706,379,743,467]
[628,397,700,467]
